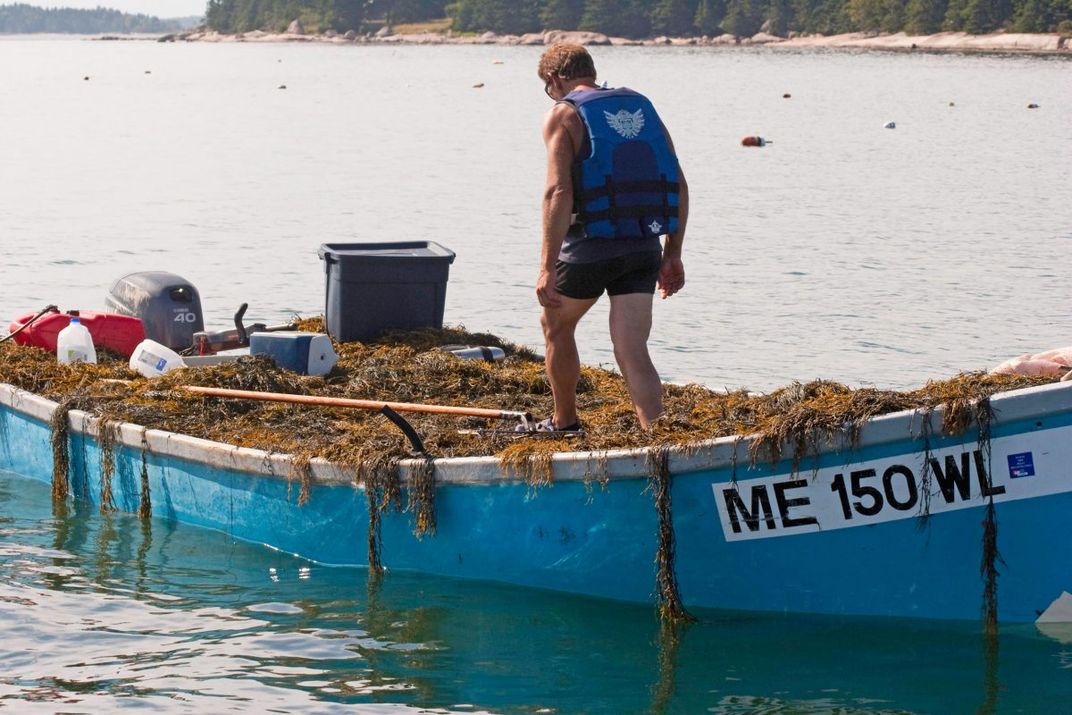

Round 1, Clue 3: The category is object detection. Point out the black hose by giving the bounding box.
[0,305,59,345]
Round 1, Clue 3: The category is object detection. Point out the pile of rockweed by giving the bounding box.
[0,320,1052,467]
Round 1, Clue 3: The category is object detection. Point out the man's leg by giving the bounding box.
[608,292,663,429]
[542,295,598,428]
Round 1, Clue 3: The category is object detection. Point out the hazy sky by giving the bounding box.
[36,1,206,17]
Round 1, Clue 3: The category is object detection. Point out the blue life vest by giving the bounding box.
[563,87,680,240]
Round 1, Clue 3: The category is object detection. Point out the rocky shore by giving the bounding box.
[165,25,1071,55]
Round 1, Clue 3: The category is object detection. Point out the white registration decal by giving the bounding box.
[713,425,1072,542]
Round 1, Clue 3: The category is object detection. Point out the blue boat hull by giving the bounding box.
[2,381,1071,623]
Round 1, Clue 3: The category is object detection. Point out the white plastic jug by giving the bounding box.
[56,317,97,364]
[129,338,185,378]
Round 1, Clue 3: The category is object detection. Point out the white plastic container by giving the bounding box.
[129,338,186,378]
[249,332,338,377]
[56,317,97,364]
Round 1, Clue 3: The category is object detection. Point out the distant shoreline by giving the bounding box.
[161,28,1072,56]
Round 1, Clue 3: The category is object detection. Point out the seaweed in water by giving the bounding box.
[650,618,687,715]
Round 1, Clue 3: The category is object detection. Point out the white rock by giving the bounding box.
[543,30,610,46]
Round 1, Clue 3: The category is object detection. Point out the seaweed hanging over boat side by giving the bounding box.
[49,398,75,502]
[749,382,916,473]
[647,446,696,624]
[96,418,119,514]
[406,455,436,538]
[973,397,1003,635]
[916,407,936,529]
[288,455,313,506]
[138,450,152,520]
[359,453,402,574]
[981,498,1002,634]
[498,440,560,490]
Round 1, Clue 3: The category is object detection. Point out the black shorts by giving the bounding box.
[556,251,662,300]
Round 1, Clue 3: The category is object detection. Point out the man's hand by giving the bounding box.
[537,268,562,309]
[657,256,684,299]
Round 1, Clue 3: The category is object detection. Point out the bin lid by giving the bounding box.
[318,241,456,263]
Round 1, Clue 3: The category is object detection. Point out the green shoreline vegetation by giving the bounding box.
[0,3,198,33]
[204,0,1071,41]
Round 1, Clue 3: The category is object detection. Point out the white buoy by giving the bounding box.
[883,121,896,129]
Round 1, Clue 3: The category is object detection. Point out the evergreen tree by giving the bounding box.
[330,0,364,30]
[942,0,968,28]
[1010,0,1048,28]
[207,0,233,31]
[580,0,652,36]
[448,0,539,32]
[880,0,906,29]
[905,0,946,32]
[722,0,764,34]
[694,0,727,33]
[791,0,852,33]
[447,0,476,30]
[198,0,1070,36]
[848,0,884,29]
[540,0,584,29]
[961,0,1012,30]
[0,4,190,32]
[651,0,701,35]
[765,0,793,33]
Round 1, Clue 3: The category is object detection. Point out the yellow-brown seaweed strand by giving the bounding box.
[138,450,152,520]
[407,455,437,538]
[650,618,686,715]
[362,455,402,574]
[49,399,74,503]
[647,445,697,624]
[975,397,1002,635]
[97,418,118,514]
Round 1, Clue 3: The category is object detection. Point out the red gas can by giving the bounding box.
[8,310,145,358]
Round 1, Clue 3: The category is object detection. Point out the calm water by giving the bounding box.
[4,468,1072,713]
[1,38,1072,712]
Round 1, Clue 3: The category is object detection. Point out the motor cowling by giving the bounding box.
[105,271,204,351]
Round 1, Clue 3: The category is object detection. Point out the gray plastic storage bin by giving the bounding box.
[318,241,456,342]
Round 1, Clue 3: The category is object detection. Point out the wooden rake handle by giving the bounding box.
[181,385,530,423]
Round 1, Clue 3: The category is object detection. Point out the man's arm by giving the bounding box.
[537,103,580,309]
[659,130,687,299]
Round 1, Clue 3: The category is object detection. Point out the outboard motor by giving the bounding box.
[106,271,204,351]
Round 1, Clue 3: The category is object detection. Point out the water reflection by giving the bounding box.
[2,469,1072,713]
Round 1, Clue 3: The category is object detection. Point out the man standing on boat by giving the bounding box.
[534,43,688,431]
